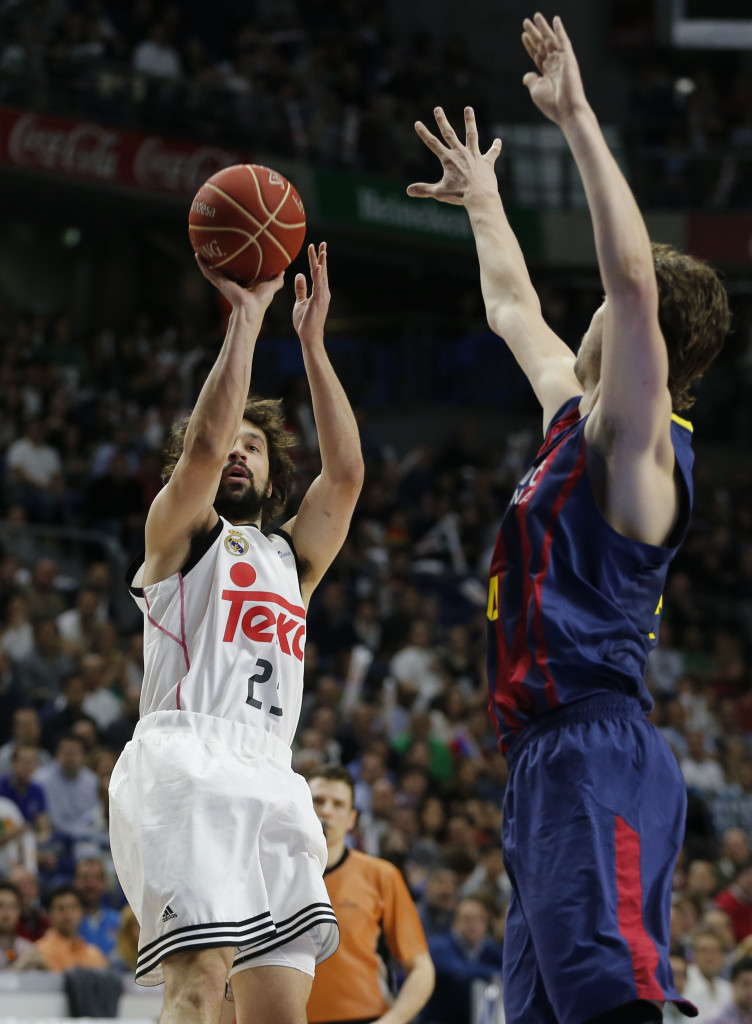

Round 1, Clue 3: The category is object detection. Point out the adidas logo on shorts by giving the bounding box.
[161,904,178,922]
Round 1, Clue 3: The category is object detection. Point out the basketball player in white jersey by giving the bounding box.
[108,241,364,1024]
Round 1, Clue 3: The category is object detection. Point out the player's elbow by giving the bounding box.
[608,262,659,306]
[334,448,365,491]
[486,303,517,344]
[183,428,227,465]
[324,460,364,499]
[486,296,540,344]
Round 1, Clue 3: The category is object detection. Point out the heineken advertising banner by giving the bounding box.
[311,166,541,257]
[316,166,472,242]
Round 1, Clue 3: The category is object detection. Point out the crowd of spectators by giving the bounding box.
[0,273,751,1023]
[0,2,750,1021]
[0,0,750,206]
[0,0,483,181]
[626,63,752,209]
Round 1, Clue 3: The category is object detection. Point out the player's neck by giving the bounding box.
[226,516,262,528]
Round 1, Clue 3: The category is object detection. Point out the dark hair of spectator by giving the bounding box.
[47,884,82,909]
[11,743,38,761]
[307,764,356,805]
[161,395,296,525]
[57,733,87,752]
[651,243,731,411]
[457,893,492,916]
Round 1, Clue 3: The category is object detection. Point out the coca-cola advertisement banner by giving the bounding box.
[0,106,250,199]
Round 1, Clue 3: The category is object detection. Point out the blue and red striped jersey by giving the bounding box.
[487,396,695,753]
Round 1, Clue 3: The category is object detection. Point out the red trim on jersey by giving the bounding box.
[532,441,587,708]
[489,402,582,745]
[505,444,562,717]
[614,815,665,1002]
[548,404,580,441]
[179,572,190,672]
[143,586,190,673]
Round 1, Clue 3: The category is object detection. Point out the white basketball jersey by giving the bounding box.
[129,518,306,747]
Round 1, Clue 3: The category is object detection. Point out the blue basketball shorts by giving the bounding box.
[501,693,696,1024]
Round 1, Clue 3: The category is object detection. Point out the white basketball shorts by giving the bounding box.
[108,710,339,986]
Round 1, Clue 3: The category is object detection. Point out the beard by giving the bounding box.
[214,473,268,523]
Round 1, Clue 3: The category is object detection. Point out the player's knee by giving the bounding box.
[163,950,229,1011]
[583,1000,663,1024]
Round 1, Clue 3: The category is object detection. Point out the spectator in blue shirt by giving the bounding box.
[422,896,504,1024]
[33,734,98,842]
[73,857,120,958]
[0,744,50,839]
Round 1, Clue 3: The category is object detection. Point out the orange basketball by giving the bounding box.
[188,164,306,286]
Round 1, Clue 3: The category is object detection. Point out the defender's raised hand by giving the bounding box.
[407,106,501,206]
[293,242,331,347]
[522,14,587,126]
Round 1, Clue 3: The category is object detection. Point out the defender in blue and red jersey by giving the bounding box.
[408,13,730,1024]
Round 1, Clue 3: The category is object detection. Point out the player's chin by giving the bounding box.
[216,483,246,506]
[222,478,251,492]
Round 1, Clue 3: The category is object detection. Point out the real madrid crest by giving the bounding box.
[224,530,249,556]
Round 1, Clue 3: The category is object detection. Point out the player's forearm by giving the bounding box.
[465,189,543,331]
[301,343,364,489]
[379,956,435,1024]
[560,103,655,298]
[184,306,264,456]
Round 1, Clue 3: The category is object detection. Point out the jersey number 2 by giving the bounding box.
[246,658,282,717]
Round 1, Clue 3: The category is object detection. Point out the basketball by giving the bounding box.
[188,164,306,286]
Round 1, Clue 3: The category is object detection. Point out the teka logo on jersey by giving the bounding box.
[221,562,305,660]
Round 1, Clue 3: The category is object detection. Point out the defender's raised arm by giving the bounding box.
[408,106,580,431]
[522,14,666,445]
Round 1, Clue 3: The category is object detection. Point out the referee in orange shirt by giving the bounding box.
[307,766,435,1024]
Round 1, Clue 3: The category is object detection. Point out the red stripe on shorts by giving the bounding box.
[614,814,665,1001]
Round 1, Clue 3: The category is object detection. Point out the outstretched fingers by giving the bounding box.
[433,106,461,147]
[304,242,328,293]
[521,28,539,68]
[523,14,559,70]
[406,181,438,199]
[464,106,480,154]
[533,12,558,45]
[414,119,449,158]
[315,242,329,294]
[552,15,573,54]
[485,137,502,162]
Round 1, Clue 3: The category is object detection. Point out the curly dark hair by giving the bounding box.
[161,395,296,525]
[652,243,731,411]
